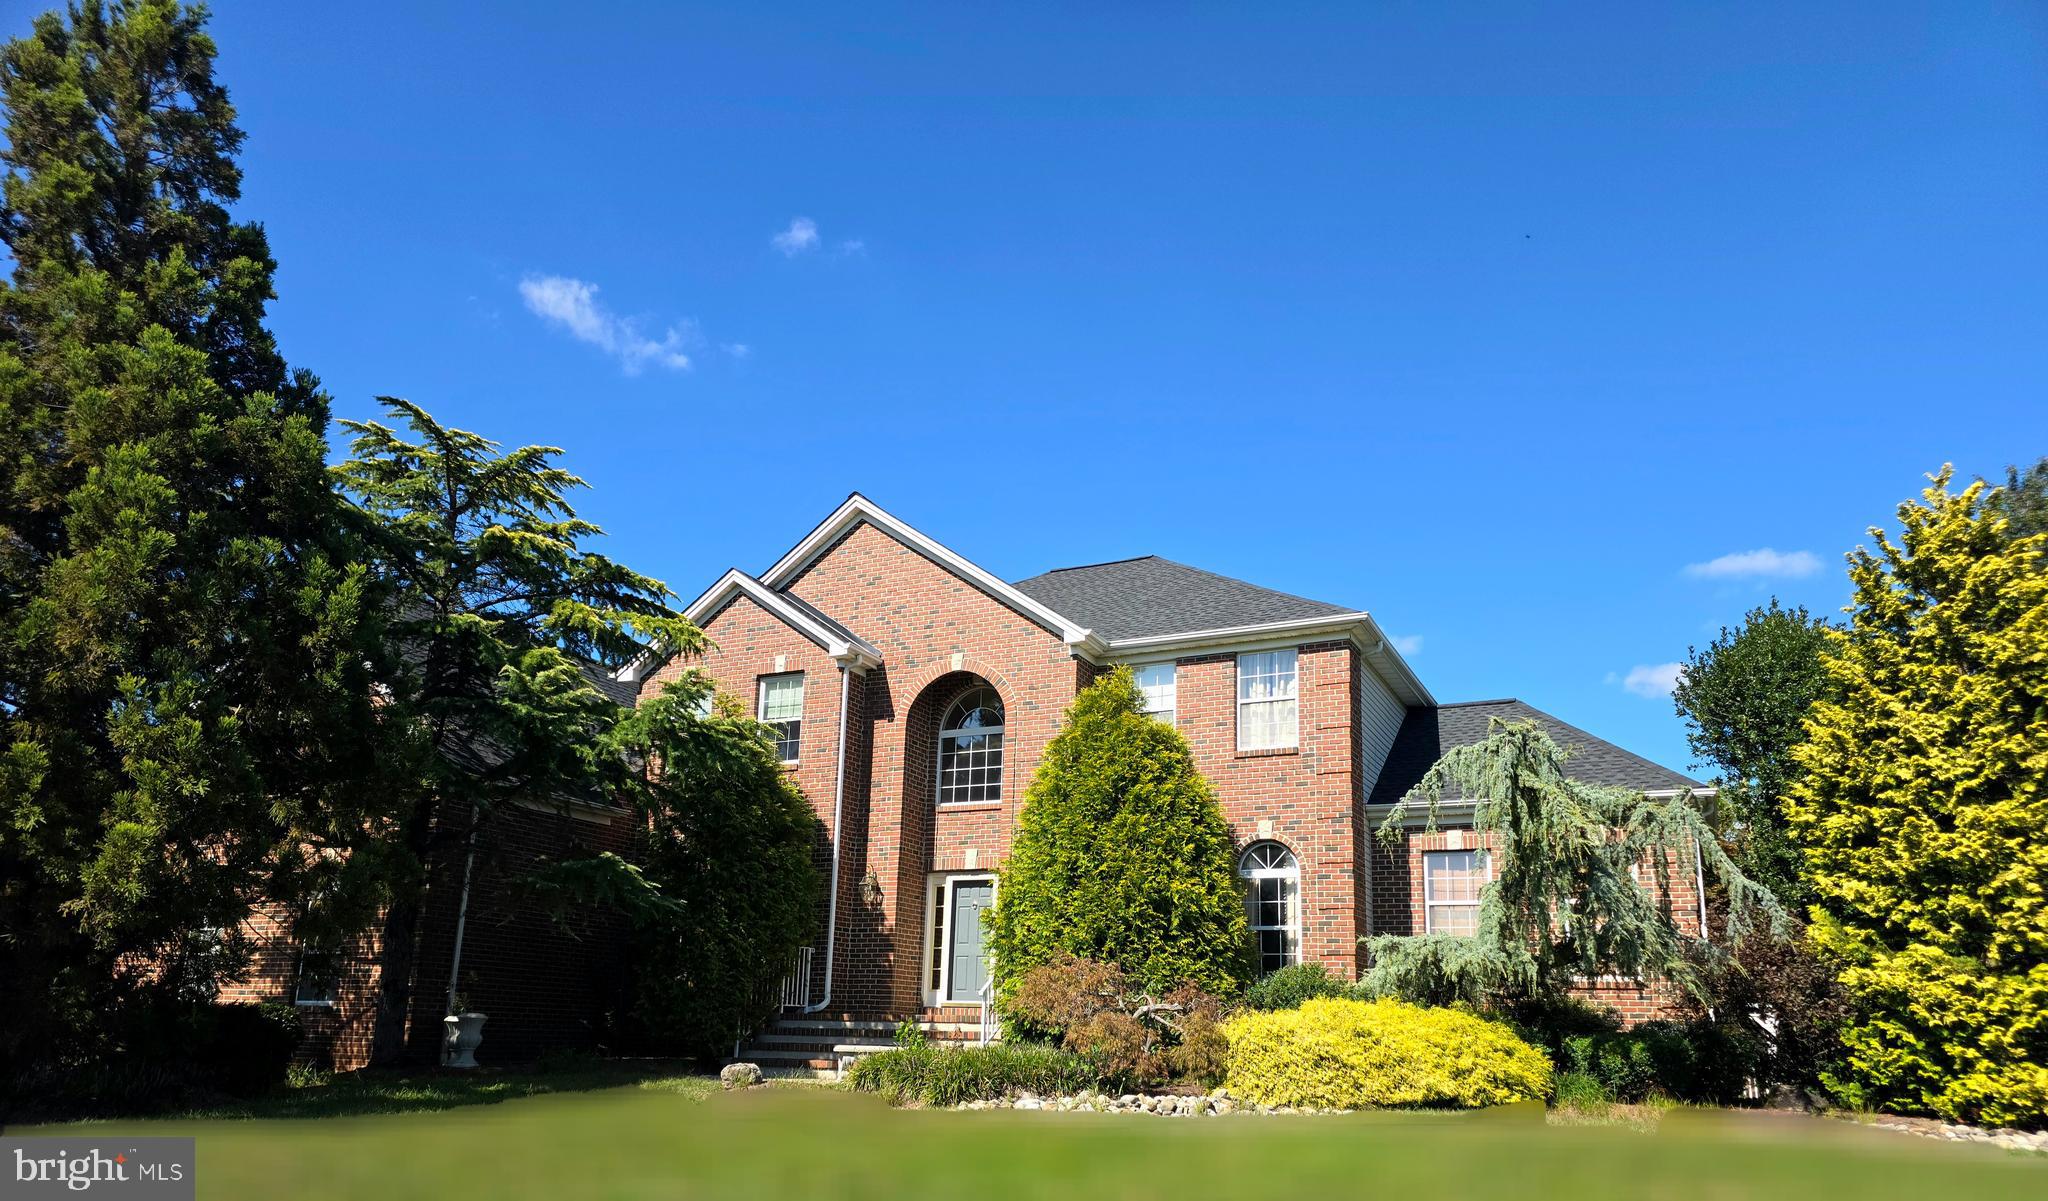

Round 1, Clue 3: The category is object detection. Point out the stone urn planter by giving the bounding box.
[442,1012,487,1068]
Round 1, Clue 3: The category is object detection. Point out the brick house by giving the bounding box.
[228,491,1705,1070]
[623,495,1708,1067]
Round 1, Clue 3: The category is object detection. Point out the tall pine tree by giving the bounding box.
[335,398,700,1062]
[0,1,386,1079]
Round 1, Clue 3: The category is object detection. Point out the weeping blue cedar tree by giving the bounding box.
[1363,719,1785,1011]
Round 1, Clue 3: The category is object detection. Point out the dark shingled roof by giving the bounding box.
[580,661,641,707]
[1367,699,1703,806]
[1012,555,1352,641]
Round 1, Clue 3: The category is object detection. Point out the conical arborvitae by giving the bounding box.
[988,667,1252,1000]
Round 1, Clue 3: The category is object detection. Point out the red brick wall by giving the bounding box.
[218,903,381,1070]
[782,522,1084,1014]
[400,801,636,1063]
[1168,640,1362,975]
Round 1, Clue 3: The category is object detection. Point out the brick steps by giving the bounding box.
[733,1012,993,1078]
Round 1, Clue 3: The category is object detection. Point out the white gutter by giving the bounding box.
[1099,611,1433,706]
[805,664,853,1013]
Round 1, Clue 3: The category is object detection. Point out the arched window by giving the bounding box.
[1239,841,1300,974]
[937,687,1005,806]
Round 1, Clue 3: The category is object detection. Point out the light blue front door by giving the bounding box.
[946,880,994,1003]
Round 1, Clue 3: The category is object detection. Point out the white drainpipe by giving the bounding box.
[805,664,853,1013]
[442,803,480,1032]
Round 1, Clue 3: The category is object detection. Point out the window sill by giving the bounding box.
[293,999,337,1008]
[937,801,1004,812]
[1235,746,1299,759]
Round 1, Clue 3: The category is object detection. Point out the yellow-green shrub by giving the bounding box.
[1224,997,1551,1109]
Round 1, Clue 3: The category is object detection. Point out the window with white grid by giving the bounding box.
[1424,849,1489,936]
[1236,649,1298,751]
[1134,662,1176,725]
[937,687,1004,805]
[757,673,804,763]
[1240,841,1300,974]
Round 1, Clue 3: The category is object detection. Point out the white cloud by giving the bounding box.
[518,275,693,374]
[722,342,751,359]
[772,217,820,256]
[835,238,866,256]
[1615,662,1684,699]
[1683,548,1822,580]
[1390,634,1424,656]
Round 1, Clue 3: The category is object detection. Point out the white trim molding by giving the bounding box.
[1100,611,1433,706]
[759,494,1103,656]
[682,568,882,671]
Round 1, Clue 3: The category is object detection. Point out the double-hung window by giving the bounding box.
[1236,649,1298,751]
[1134,662,1177,725]
[758,673,805,763]
[1423,850,1489,936]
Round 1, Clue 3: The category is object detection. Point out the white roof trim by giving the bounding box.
[1101,612,1434,705]
[760,494,1101,653]
[684,569,882,671]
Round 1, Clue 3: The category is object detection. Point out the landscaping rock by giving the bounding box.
[719,1062,762,1090]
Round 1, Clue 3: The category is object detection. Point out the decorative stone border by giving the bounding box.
[952,1090,1355,1116]
[1854,1114,2047,1154]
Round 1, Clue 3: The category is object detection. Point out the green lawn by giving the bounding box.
[20,1082,2046,1201]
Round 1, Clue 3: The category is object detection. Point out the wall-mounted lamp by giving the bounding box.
[861,871,884,907]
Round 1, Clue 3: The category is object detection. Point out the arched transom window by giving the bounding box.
[937,687,1005,806]
[1239,841,1300,975]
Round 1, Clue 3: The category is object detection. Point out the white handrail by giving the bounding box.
[977,976,995,1047]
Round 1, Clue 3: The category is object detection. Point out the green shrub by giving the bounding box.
[988,669,1252,1000]
[1247,963,1356,1010]
[1562,1023,1708,1104]
[1224,997,1551,1110]
[1552,1070,1612,1113]
[844,1043,1110,1106]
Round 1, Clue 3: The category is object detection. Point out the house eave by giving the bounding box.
[1100,612,1434,705]
[759,493,1097,648]
[683,568,884,673]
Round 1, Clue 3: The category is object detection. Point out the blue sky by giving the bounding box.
[134,1,2048,773]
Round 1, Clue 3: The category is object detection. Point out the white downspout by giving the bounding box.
[805,664,853,1013]
[442,803,480,1058]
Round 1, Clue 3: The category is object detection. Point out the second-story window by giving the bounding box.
[937,687,1005,805]
[758,672,804,763]
[1134,662,1176,724]
[1236,648,1298,751]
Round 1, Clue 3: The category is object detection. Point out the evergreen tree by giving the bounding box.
[1673,600,1833,905]
[334,398,700,1063]
[988,668,1251,1000]
[0,1,384,1080]
[603,677,819,1060]
[1364,720,1784,1011]
[1989,457,2048,542]
[1785,468,2048,1128]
